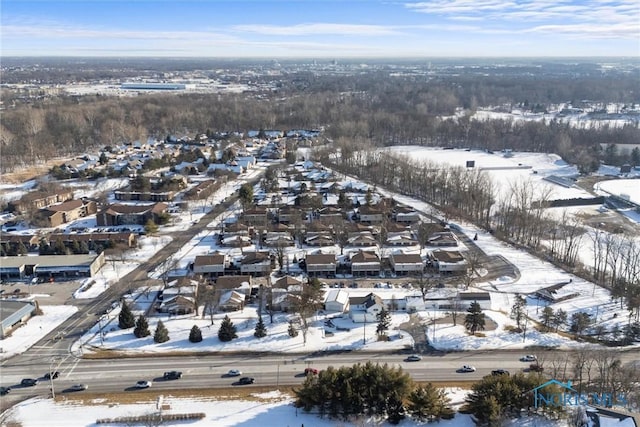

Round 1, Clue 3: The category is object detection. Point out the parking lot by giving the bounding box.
[1,279,83,305]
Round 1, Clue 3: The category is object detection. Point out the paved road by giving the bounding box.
[2,349,639,409]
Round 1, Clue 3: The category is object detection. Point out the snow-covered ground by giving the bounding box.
[3,388,587,427]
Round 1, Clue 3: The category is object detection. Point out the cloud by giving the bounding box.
[232,23,400,36]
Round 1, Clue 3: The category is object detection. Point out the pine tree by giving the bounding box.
[376,306,391,336]
[189,325,203,343]
[541,306,554,331]
[553,308,567,332]
[254,316,267,338]
[464,301,486,335]
[408,383,454,422]
[154,320,170,343]
[287,321,299,338]
[510,294,526,330]
[134,314,150,338]
[118,301,135,329]
[218,315,238,342]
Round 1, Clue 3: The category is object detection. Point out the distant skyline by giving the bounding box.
[1,0,639,58]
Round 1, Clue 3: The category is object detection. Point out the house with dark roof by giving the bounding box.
[193,254,227,277]
[349,293,384,322]
[96,203,167,226]
[358,205,384,223]
[428,231,459,247]
[305,254,336,276]
[389,253,424,275]
[350,250,381,276]
[40,199,97,227]
[240,251,272,276]
[243,206,269,226]
[431,250,467,273]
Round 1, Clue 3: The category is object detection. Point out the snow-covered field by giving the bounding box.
[4,389,586,427]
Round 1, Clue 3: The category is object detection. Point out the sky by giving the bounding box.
[1,0,638,58]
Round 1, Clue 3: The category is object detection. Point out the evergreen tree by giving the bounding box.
[464,301,486,335]
[408,383,454,422]
[376,306,391,336]
[218,315,238,342]
[144,219,158,235]
[287,321,299,338]
[134,314,150,338]
[510,294,526,330]
[118,301,135,329]
[553,308,567,332]
[570,312,591,337]
[254,316,267,338]
[154,320,169,343]
[541,306,554,331]
[189,325,203,343]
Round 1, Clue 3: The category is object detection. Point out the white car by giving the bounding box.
[69,384,88,392]
[459,365,476,373]
[227,369,242,377]
[405,355,422,362]
[520,355,537,362]
[134,380,152,389]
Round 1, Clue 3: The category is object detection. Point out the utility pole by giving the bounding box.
[49,357,60,399]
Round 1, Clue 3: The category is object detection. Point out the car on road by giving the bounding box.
[458,365,476,373]
[237,377,255,385]
[69,384,88,392]
[163,371,182,380]
[0,386,10,395]
[491,369,510,376]
[134,380,152,389]
[529,364,544,372]
[304,368,319,375]
[44,371,60,380]
[21,378,38,387]
[520,355,537,362]
[227,369,242,377]
[405,354,422,362]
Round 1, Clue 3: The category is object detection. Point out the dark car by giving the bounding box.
[44,371,60,380]
[21,378,38,387]
[238,377,255,385]
[491,369,510,376]
[529,364,544,372]
[0,386,10,395]
[163,371,182,380]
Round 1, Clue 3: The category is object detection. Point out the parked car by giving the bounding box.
[227,369,242,377]
[134,380,152,389]
[44,371,60,380]
[520,355,537,362]
[304,368,319,375]
[491,369,510,376]
[0,386,10,395]
[69,384,88,392]
[21,378,38,387]
[529,364,544,372]
[163,371,182,380]
[458,365,476,373]
[405,354,422,362]
[237,377,255,385]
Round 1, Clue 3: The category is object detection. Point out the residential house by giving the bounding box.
[349,293,384,323]
[324,289,350,313]
[389,253,424,275]
[192,254,227,277]
[40,199,97,227]
[240,251,272,276]
[9,189,74,213]
[358,205,384,223]
[350,250,381,276]
[0,234,40,253]
[348,232,377,247]
[458,292,492,310]
[215,275,253,296]
[305,234,334,247]
[218,290,246,312]
[277,205,304,224]
[394,206,420,224]
[242,206,269,226]
[48,232,136,250]
[428,231,459,247]
[386,232,418,247]
[305,254,337,277]
[269,289,300,312]
[264,231,295,247]
[317,206,343,220]
[96,203,167,226]
[431,250,467,273]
